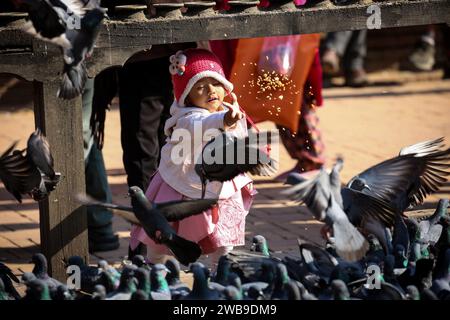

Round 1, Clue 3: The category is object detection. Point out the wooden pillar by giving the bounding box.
[33,79,88,281]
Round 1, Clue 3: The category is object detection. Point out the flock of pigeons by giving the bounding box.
[0,127,449,300]
[0,211,449,300]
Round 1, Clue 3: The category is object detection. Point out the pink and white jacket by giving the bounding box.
[158,101,253,200]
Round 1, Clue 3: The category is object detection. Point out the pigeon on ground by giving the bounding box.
[23,278,52,300]
[149,264,171,300]
[183,262,221,300]
[0,262,21,300]
[282,160,370,262]
[195,131,278,198]
[224,248,281,284]
[91,284,106,300]
[0,129,61,203]
[106,265,137,300]
[250,235,270,257]
[65,255,102,293]
[430,249,450,297]
[20,0,107,99]
[415,199,448,254]
[31,253,63,294]
[165,258,190,299]
[0,279,14,300]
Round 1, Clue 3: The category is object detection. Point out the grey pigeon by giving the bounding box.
[66,255,102,293]
[31,253,63,293]
[128,186,203,265]
[431,249,450,296]
[195,131,278,198]
[183,262,221,300]
[345,137,450,214]
[282,160,370,261]
[23,278,52,300]
[91,284,106,300]
[224,285,242,300]
[415,199,448,254]
[224,248,281,284]
[330,279,350,300]
[250,235,270,257]
[106,265,137,300]
[297,241,339,281]
[149,264,171,300]
[0,278,14,300]
[97,260,120,291]
[0,129,61,203]
[21,0,107,99]
[0,262,21,300]
[165,258,190,299]
[133,268,150,300]
[405,285,420,300]
[53,284,74,300]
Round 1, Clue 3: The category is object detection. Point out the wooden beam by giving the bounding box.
[94,0,450,47]
[33,80,88,281]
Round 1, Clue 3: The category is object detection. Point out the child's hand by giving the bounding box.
[223,93,244,128]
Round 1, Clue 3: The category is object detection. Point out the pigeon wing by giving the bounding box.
[154,199,218,222]
[22,0,70,47]
[341,187,397,227]
[27,129,56,178]
[282,169,330,221]
[75,193,140,225]
[0,144,41,202]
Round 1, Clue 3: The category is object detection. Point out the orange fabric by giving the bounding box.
[229,34,320,132]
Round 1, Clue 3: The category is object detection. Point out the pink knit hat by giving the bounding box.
[169,48,234,107]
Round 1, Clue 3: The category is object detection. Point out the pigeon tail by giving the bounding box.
[58,63,87,100]
[332,218,369,262]
[165,234,202,266]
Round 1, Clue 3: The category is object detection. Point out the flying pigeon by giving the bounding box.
[195,131,278,198]
[76,192,218,226]
[128,186,204,266]
[20,0,107,99]
[345,137,450,214]
[282,160,370,262]
[0,129,61,203]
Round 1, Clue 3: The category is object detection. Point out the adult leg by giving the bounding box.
[119,56,174,258]
[82,78,119,253]
[343,30,368,87]
[322,31,354,75]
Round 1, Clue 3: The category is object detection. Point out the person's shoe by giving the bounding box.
[443,66,450,80]
[404,37,436,72]
[345,69,368,87]
[321,49,340,76]
[88,232,120,253]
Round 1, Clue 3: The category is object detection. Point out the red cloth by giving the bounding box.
[306,49,323,107]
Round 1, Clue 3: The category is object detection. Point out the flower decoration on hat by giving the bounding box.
[169,51,187,76]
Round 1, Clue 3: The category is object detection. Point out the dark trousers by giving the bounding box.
[118,57,173,191]
[324,30,367,72]
[82,78,114,235]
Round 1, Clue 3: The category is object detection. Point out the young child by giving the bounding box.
[129,48,256,267]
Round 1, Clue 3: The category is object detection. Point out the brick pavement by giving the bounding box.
[0,74,449,293]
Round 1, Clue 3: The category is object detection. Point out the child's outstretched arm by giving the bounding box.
[223,93,244,129]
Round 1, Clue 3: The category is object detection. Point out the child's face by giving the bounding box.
[187,77,226,112]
